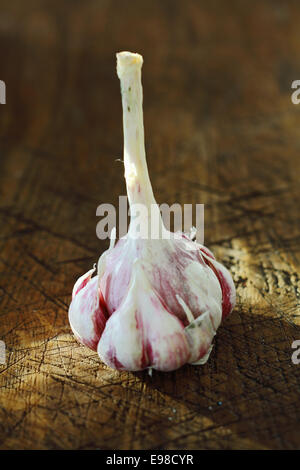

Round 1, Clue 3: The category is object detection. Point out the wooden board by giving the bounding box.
[0,0,300,450]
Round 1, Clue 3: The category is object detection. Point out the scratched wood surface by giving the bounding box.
[0,0,300,450]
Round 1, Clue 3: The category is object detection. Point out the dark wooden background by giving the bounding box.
[0,0,300,450]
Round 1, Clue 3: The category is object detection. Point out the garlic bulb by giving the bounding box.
[69,51,236,372]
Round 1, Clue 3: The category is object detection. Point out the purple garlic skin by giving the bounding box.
[68,52,236,372]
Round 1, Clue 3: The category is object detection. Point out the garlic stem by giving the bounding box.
[117,52,156,210]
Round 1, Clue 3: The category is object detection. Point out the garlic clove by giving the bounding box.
[69,272,108,351]
[184,310,217,364]
[98,262,190,371]
[72,266,96,299]
[198,245,236,319]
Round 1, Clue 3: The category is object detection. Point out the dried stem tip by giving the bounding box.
[117,51,143,79]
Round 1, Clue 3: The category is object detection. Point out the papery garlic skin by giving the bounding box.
[100,235,223,327]
[68,51,236,371]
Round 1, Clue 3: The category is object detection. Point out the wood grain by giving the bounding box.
[0,0,300,449]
